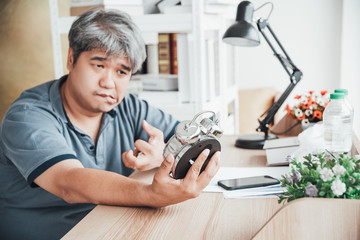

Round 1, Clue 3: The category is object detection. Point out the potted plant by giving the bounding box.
[279,152,360,203]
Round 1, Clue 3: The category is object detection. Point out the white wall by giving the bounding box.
[340,0,360,138]
[230,0,359,137]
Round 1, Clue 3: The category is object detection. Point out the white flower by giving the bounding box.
[311,155,321,164]
[317,98,325,107]
[331,179,346,196]
[301,96,308,104]
[305,109,313,117]
[332,165,346,177]
[301,118,310,126]
[295,109,303,117]
[312,93,320,100]
[320,168,334,181]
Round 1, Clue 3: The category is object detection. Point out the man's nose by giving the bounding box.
[99,70,116,89]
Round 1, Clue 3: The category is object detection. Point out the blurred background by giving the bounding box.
[0,0,359,137]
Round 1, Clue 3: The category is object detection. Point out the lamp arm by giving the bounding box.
[255,18,303,136]
[256,82,296,134]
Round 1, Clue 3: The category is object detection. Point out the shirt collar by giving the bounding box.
[49,75,68,123]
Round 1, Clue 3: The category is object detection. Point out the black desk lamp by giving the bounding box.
[223,1,303,149]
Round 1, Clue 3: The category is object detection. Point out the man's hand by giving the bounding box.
[146,148,221,207]
[122,120,166,171]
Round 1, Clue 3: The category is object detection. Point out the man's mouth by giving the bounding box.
[97,93,117,104]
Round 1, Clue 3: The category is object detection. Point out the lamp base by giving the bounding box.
[235,133,277,149]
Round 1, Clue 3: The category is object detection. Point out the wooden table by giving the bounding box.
[62,135,284,240]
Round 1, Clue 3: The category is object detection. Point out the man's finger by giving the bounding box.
[142,120,164,142]
[156,154,174,179]
[134,139,152,154]
[184,149,210,183]
[197,151,221,189]
[122,150,138,169]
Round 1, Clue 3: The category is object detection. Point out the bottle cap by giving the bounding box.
[330,93,345,99]
[334,89,348,95]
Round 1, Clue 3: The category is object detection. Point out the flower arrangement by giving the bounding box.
[278,152,360,204]
[286,90,330,127]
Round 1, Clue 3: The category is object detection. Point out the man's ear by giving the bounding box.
[67,48,74,72]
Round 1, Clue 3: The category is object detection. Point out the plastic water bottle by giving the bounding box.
[323,93,353,154]
[334,89,354,119]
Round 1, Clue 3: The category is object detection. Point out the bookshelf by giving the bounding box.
[48,0,238,134]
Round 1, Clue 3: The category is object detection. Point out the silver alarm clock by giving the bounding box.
[163,111,223,179]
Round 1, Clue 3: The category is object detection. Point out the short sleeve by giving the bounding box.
[1,104,78,186]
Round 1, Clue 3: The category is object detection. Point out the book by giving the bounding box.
[158,33,172,74]
[170,33,178,75]
[263,137,299,166]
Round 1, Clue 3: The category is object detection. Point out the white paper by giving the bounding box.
[203,167,289,199]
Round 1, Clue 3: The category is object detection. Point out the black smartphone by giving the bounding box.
[217,175,280,190]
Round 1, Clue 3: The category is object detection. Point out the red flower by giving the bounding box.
[295,95,301,99]
[321,90,328,95]
[286,104,291,115]
[309,90,314,94]
[303,103,310,109]
[297,115,305,120]
[314,110,322,119]
[286,104,291,113]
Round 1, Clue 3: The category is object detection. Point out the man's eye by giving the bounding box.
[117,70,126,75]
[96,65,104,68]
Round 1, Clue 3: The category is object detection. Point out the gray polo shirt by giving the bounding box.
[0,75,178,240]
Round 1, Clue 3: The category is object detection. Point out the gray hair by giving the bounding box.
[68,8,146,72]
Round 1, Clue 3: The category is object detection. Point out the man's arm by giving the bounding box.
[34,159,151,206]
[34,149,220,208]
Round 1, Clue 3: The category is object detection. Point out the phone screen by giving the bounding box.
[217,175,280,190]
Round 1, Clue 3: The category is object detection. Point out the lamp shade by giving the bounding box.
[222,1,260,47]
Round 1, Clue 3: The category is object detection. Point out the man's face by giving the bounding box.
[66,48,132,114]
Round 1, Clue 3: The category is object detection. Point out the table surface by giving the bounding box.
[61,135,287,240]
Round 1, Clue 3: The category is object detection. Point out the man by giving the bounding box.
[0,9,220,240]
